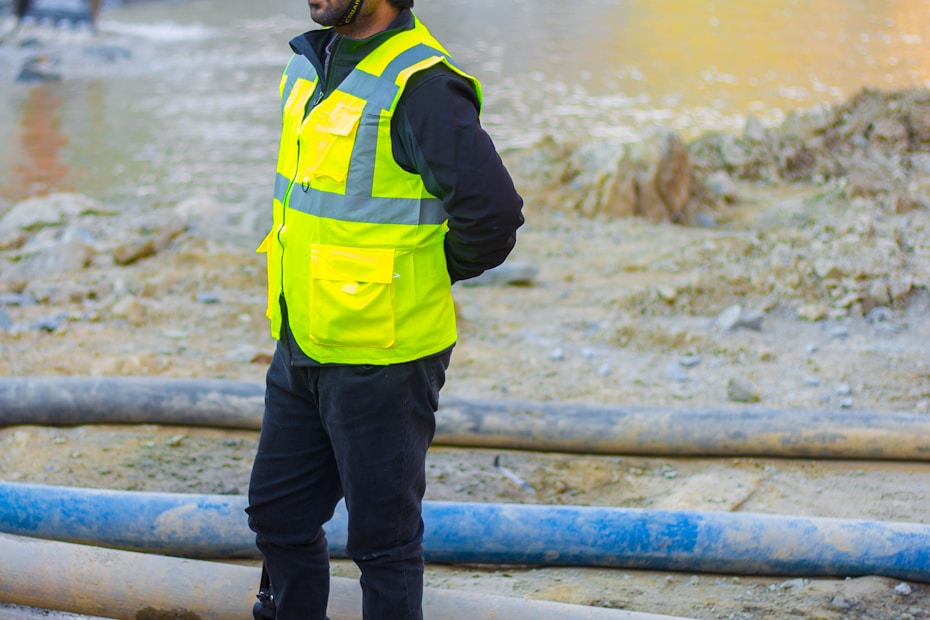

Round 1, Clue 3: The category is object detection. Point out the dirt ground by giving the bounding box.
[2,88,930,619]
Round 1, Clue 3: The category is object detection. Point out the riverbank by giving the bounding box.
[1,87,930,619]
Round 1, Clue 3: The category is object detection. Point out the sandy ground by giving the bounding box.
[2,97,930,618]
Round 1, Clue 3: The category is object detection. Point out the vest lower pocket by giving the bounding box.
[309,244,396,349]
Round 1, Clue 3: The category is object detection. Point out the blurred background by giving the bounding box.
[1,0,930,210]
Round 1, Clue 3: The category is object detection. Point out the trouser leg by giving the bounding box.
[320,352,449,620]
[246,343,342,620]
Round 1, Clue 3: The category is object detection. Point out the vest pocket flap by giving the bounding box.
[312,244,395,284]
[315,102,363,136]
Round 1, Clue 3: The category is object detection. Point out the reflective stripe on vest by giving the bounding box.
[259,16,482,365]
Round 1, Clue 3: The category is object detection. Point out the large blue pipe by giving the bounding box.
[1,482,928,582]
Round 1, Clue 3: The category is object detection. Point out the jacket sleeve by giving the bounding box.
[391,66,525,283]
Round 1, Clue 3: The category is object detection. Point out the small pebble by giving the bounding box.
[679,354,702,367]
[895,582,913,595]
[196,292,221,304]
[665,362,690,383]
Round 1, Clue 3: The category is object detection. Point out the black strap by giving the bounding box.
[260,562,271,590]
[336,0,365,26]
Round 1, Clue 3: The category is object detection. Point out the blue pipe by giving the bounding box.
[1,482,928,582]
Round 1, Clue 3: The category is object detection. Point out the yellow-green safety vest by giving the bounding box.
[257,16,482,365]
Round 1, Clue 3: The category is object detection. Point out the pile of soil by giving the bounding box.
[1,87,929,619]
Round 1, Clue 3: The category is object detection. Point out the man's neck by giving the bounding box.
[335,4,400,40]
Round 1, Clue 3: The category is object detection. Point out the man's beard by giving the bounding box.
[311,0,365,27]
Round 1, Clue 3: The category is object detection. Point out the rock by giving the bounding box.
[866,307,894,324]
[33,313,67,332]
[780,578,810,590]
[0,238,96,285]
[664,362,690,383]
[894,582,913,596]
[637,127,692,222]
[567,141,630,217]
[889,277,913,304]
[16,55,62,83]
[813,260,846,280]
[718,133,748,169]
[693,212,717,228]
[112,218,186,266]
[715,305,764,331]
[828,596,852,611]
[910,106,930,143]
[0,193,104,240]
[704,170,739,203]
[797,304,828,322]
[727,377,760,403]
[0,292,37,306]
[715,305,742,331]
[110,296,146,325]
[869,118,909,149]
[600,164,637,219]
[744,115,769,143]
[829,326,850,339]
[196,292,221,304]
[654,286,677,302]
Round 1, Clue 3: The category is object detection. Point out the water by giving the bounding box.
[2,0,930,208]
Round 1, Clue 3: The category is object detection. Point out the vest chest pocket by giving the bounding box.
[309,244,396,349]
[299,98,365,187]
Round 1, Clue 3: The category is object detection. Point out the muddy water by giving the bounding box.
[1,0,930,207]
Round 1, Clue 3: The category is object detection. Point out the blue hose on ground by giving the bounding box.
[1,481,928,582]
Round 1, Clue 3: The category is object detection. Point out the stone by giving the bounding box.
[705,170,738,203]
[813,260,846,280]
[110,296,146,325]
[0,238,96,284]
[600,163,637,218]
[715,305,764,331]
[664,362,690,383]
[727,377,760,403]
[0,193,105,240]
[655,286,677,302]
[637,128,692,222]
[744,114,769,143]
[797,304,828,322]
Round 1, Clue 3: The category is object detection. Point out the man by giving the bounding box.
[246,0,524,618]
[3,0,101,42]
[12,0,101,25]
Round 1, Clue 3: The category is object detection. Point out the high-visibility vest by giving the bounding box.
[257,16,482,364]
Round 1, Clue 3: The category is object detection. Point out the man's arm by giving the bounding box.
[391,66,525,283]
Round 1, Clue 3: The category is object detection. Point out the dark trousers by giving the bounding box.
[246,341,450,620]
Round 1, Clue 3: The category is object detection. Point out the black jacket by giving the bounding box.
[281,10,524,363]
[288,9,524,283]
